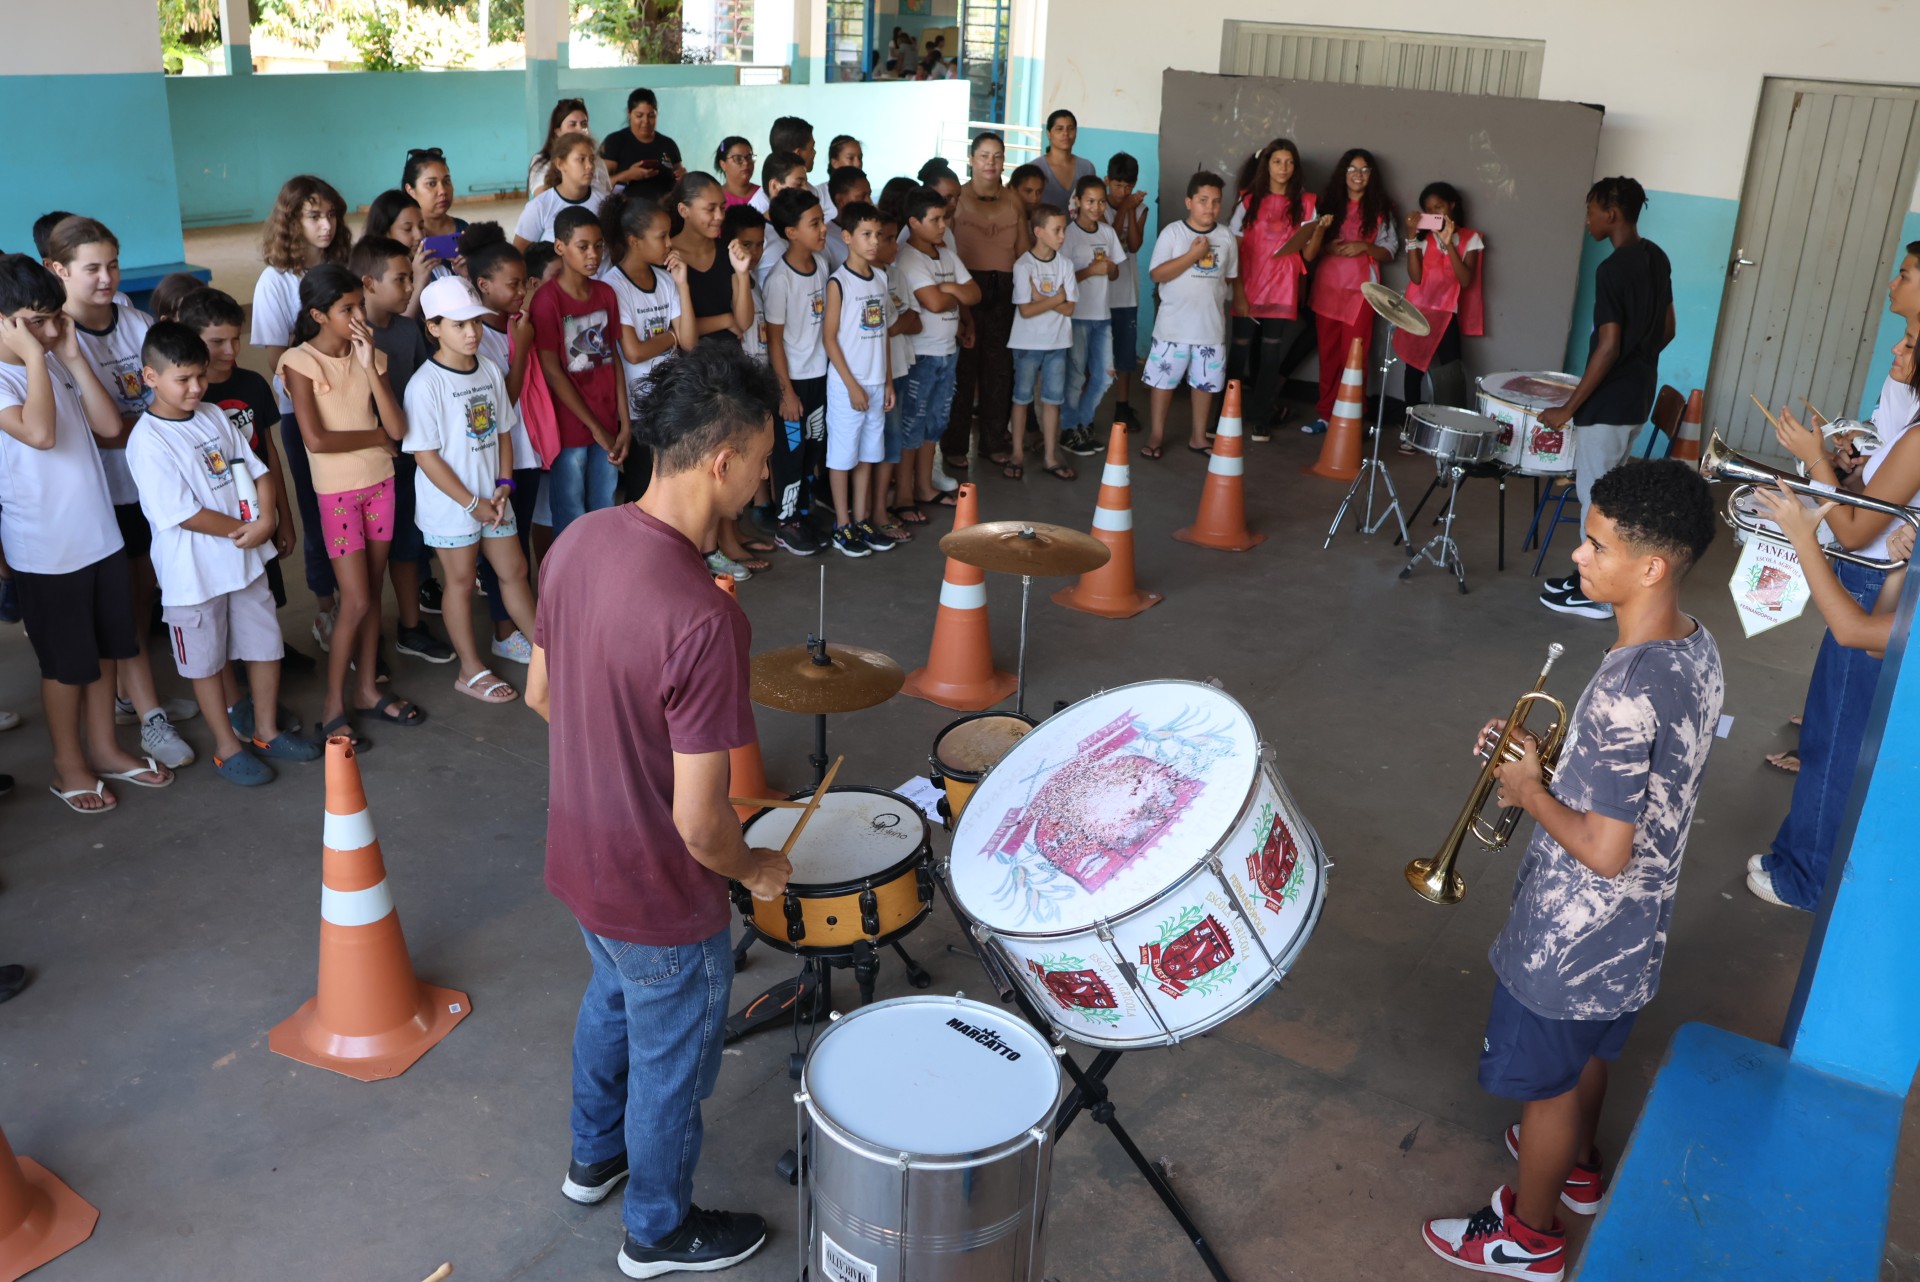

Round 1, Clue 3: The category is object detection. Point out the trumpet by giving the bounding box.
[1406,644,1569,905]
[1701,431,1919,571]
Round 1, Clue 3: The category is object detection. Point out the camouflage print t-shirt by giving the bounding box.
[1489,621,1725,1020]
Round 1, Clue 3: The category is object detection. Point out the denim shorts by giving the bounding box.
[1478,981,1638,1102]
[1012,347,1069,406]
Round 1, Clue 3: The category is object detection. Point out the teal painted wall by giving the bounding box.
[1,73,186,268]
[166,70,968,226]
[1077,125,1160,358]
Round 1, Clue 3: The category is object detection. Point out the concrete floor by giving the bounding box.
[1,208,1914,1280]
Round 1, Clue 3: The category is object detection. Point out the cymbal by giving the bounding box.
[751,643,905,714]
[1361,281,1432,336]
[940,521,1112,577]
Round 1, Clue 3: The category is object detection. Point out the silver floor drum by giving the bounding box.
[798,995,1062,1281]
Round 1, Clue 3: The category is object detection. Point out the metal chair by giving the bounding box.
[1524,388,1687,573]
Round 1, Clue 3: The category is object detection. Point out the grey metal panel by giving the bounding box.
[1219,22,1541,99]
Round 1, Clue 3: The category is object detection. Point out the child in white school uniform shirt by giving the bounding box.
[126,322,311,787]
[820,202,895,558]
[1008,204,1078,480]
[1060,175,1127,456]
[1144,172,1238,457]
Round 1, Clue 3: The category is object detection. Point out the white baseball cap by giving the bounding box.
[420,276,493,322]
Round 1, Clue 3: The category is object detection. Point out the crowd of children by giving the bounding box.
[0,106,1494,807]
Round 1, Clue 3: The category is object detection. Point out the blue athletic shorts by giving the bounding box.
[1477,981,1639,1102]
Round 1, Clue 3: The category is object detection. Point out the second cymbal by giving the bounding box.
[939,521,1112,577]
[1361,280,1431,336]
[751,643,905,714]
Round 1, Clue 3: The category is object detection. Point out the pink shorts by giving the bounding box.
[318,477,396,560]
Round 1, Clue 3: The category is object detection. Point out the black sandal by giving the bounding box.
[1003,462,1025,480]
[1139,444,1165,460]
[1045,461,1076,481]
[355,694,426,727]
[316,714,370,751]
[888,504,930,525]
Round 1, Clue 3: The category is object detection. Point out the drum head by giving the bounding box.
[804,996,1059,1155]
[1408,404,1495,433]
[948,681,1259,934]
[743,787,928,886]
[935,714,1034,778]
[1479,370,1575,411]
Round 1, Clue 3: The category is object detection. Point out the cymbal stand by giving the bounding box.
[1399,462,1470,592]
[1015,573,1032,717]
[806,565,831,784]
[1322,325,1410,550]
[930,865,1236,1282]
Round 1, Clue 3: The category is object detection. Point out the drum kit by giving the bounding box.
[725,551,1330,1280]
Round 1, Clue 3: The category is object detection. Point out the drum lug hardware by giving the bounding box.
[783,893,806,943]
[915,864,935,904]
[728,881,751,913]
[895,1152,912,1172]
[859,888,880,936]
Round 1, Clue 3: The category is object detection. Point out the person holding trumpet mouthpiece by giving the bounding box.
[1423,461,1722,1281]
[1751,327,1920,910]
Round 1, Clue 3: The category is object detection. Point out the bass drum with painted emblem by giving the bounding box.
[946,680,1328,1049]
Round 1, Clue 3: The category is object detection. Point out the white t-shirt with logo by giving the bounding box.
[250,266,304,415]
[0,353,124,575]
[828,263,891,389]
[514,187,608,245]
[1063,221,1127,323]
[402,356,521,539]
[885,263,915,379]
[1010,250,1078,351]
[1149,221,1238,346]
[126,405,271,607]
[764,252,831,380]
[600,263,684,413]
[72,303,155,505]
[895,241,973,358]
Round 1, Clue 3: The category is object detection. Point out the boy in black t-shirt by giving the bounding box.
[1537,177,1674,621]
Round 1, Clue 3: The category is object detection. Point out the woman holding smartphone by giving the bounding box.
[1392,181,1484,416]
[599,88,684,201]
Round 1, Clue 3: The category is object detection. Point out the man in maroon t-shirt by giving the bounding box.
[527,341,788,1278]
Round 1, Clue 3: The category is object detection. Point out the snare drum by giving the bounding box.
[1402,404,1500,466]
[947,680,1328,1050]
[798,995,1059,1281]
[736,786,933,954]
[1477,370,1578,475]
[930,712,1036,830]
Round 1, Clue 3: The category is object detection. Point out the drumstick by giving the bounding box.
[1800,396,1828,426]
[730,795,811,810]
[778,756,843,858]
[420,1266,453,1282]
[1748,392,1785,433]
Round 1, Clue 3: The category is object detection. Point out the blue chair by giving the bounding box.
[1522,385,1685,574]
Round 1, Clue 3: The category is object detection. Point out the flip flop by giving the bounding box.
[1139,444,1165,460]
[741,538,777,554]
[1002,462,1025,480]
[98,755,173,788]
[928,491,960,507]
[1045,462,1077,481]
[888,505,930,525]
[317,714,370,751]
[357,693,427,726]
[1187,444,1212,456]
[988,452,1013,467]
[456,669,519,703]
[1765,749,1800,774]
[944,456,969,472]
[49,779,116,814]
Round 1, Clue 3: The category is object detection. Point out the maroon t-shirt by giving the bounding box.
[530,276,621,451]
[536,504,755,944]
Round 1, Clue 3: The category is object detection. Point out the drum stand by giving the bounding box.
[1322,335,1410,550]
[1398,462,1470,593]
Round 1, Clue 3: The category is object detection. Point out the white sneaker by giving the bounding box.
[115,697,200,726]
[310,609,337,653]
[931,455,960,493]
[491,631,534,664]
[705,550,751,582]
[1746,852,1769,876]
[0,709,20,732]
[1746,868,1802,908]
[1541,588,1612,619]
[139,709,197,769]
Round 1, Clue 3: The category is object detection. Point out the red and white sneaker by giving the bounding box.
[1422,1184,1565,1279]
[1504,1124,1607,1214]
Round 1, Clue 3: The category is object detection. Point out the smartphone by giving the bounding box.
[422,233,461,261]
[1416,214,1445,233]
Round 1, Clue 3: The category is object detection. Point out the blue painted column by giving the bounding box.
[1784,566,1920,1091]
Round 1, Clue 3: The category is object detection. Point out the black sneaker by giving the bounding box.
[281,644,318,675]
[418,577,444,615]
[776,521,820,556]
[1541,574,1578,599]
[619,1207,767,1279]
[855,519,897,551]
[560,1152,629,1205]
[396,624,456,664]
[1113,402,1139,427]
[1542,587,1612,620]
[1065,427,1102,456]
[0,773,12,799]
[832,525,872,558]
[0,963,28,1003]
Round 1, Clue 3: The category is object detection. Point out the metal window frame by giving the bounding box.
[1219,21,1543,98]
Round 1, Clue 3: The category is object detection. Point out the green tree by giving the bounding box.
[573,0,685,64]
[157,0,221,73]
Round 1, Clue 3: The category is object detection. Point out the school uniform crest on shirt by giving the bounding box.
[860,298,886,332]
[466,398,498,447]
[200,441,235,487]
[115,367,147,404]
[809,290,826,321]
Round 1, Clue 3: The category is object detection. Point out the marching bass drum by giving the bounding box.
[946,680,1328,1050]
[1477,370,1578,475]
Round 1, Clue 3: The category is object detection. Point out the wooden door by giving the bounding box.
[1708,78,1920,458]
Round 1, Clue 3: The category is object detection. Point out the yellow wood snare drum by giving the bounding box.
[735,786,933,954]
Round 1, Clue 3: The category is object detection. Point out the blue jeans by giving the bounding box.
[1767,559,1887,908]
[1063,319,1114,430]
[570,923,735,1244]
[548,444,619,535]
[901,350,958,451]
[882,374,908,464]
[1110,306,1139,375]
[1011,347,1068,406]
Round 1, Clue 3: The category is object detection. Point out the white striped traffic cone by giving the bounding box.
[1174,380,1266,551]
[902,484,1018,710]
[1055,422,1163,616]
[0,1123,98,1282]
[1308,338,1368,481]
[270,738,471,1081]
[1673,388,1704,463]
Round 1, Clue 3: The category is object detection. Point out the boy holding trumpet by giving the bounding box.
[1423,460,1723,1280]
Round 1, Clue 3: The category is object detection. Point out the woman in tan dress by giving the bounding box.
[942,132,1031,470]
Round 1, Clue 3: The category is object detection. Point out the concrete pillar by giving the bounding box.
[1004,0,1049,130]
[524,0,569,158]
[790,0,827,84]
[0,0,186,268]
[1783,569,1920,1093]
[217,0,251,74]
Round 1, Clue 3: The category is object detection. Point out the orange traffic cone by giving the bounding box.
[902,483,1017,710]
[1307,338,1367,481]
[0,1125,97,1282]
[1055,422,1163,617]
[1174,380,1266,552]
[1672,388,1704,462]
[270,738,471,1081]
[714,575,778,819]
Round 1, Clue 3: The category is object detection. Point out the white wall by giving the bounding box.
[1041,0,1920,210]
[0,0,161,74]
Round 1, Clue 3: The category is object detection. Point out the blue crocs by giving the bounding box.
[213,749,275,787]
[252,732,322,763]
